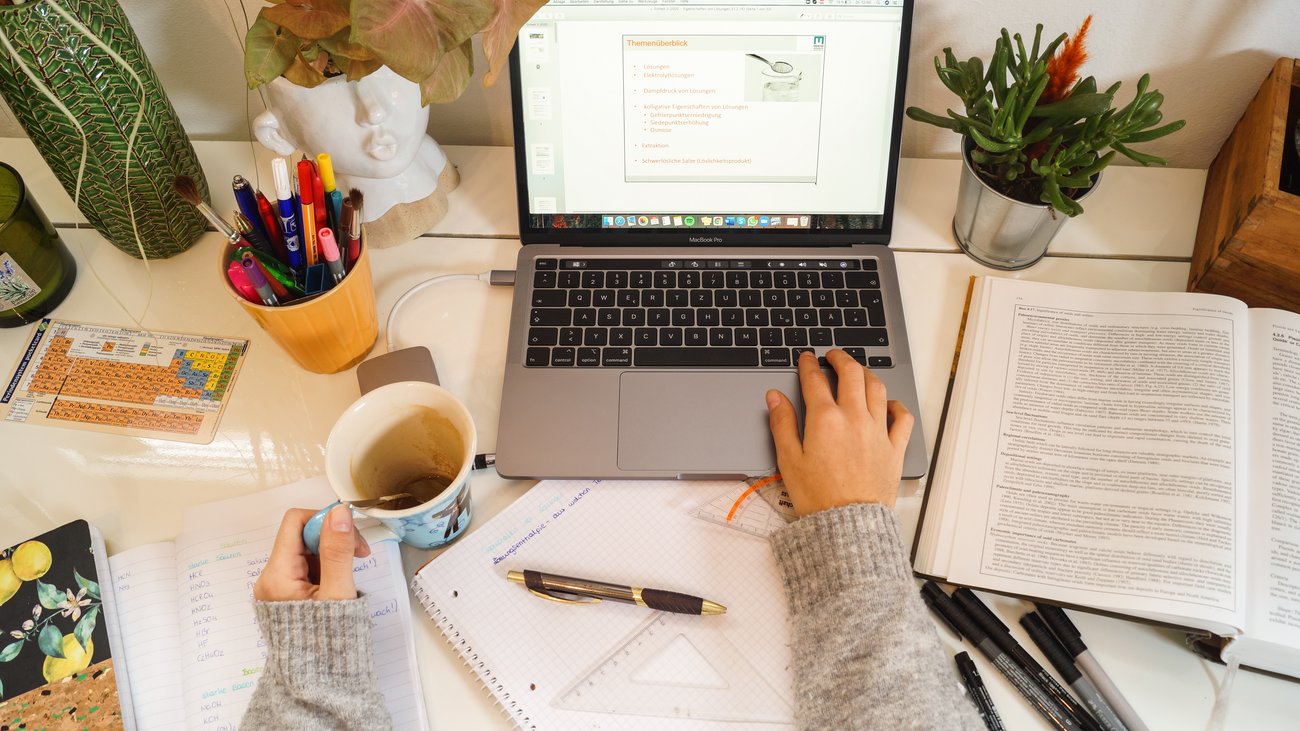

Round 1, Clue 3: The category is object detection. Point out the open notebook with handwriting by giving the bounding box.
[107,477,427,730]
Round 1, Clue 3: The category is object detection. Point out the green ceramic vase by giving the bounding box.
[0,0,208,259]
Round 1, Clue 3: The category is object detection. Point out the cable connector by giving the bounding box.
[489,269,516,286]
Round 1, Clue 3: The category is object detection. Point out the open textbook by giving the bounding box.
[912,277,1300,679]
[107,478,427,729]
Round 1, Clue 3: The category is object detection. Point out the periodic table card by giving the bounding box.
[0,319,248,444]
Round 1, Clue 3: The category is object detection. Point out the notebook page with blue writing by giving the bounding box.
[109,477,428,730]
[412,479,795,730]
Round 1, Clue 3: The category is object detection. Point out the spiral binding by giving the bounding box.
[410,577,538,730]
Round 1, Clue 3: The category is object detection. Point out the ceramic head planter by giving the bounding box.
[253,66,458,247]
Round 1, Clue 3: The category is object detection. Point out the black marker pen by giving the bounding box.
[951,588,1101,731]
[920,582,1081,731]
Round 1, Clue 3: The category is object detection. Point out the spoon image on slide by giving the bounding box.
[747,53,794,74]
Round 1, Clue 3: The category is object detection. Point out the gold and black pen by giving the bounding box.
[507,569,726,615]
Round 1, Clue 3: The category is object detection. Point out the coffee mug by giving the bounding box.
[304,380,476,552]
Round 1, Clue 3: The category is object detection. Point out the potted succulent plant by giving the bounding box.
[242,0,545,245]
[906,17,1185,269]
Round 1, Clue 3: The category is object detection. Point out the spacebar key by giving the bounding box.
[634,348,760,367]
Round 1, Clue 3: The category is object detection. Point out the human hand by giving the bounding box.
[766,349,914,515]
[253,506,372,602]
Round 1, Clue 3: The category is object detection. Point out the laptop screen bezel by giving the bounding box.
[508,1,913,247]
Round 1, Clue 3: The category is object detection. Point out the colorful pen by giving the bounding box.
[255,190,288,264]
[226,260,260,304]
[242,253,280,306]
[317,227,345,284]
[271,158,304,271]
[297,159,318,266]
[310,158,327,235]
[317,152,344,243]
[232,175,271,244]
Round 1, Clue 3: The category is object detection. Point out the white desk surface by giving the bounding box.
[0,141,1291,730]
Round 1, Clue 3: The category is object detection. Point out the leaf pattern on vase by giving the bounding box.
[0,0,209,258]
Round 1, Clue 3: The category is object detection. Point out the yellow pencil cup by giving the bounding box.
[219,240,377,374]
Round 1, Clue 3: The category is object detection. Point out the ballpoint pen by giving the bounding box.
[952,588,1100,731]
[920,583,1081,731]
[297,158,318,266]
[232,175,272,245]
[506,570,726,615]
[317,152,344,243]
[241,253,280,306]
[234,211,276,259]
[317,227,346,284]
[271,157,304,271]
[255,190,289,264]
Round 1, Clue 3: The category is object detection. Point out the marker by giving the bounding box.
[1022,613,1128,731]
[311,159,327,236]
[317,227,345,284]
[956,651,1006,731]
[232,175,271,244]
[271,158,304,271]
[226,260,260,304]
[952,589,1101,731]
[242,253,280,306]
[340,198,356,274]
[920,583,1081,731]
[317,152,344,243]
[297,159,318,266]
[1037,605,1149,731]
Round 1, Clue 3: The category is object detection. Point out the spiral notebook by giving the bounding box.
[411,480,797,730]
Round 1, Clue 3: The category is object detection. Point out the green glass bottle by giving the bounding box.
[0,162,77,328]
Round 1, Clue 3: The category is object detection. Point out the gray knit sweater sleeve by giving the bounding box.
[241,599,393,731]
[771,503,983,731]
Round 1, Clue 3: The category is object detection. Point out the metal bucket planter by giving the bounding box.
[952,140,1098,270]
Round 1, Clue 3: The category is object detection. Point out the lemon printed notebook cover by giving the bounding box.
[0,520,127,729]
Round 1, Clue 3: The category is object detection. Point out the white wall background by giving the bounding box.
[1,0,1298,169]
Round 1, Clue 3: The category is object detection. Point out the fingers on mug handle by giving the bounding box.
[316,505,359,600]
[301,502,341,556]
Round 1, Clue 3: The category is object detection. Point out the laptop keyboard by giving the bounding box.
[524,258,892,368]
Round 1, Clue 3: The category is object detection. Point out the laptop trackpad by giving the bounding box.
[617,371,799,474]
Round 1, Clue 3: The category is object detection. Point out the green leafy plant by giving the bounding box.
[244,0,547,105]
[905,17,1185,216]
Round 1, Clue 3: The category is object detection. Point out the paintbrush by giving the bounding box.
[172,175,241,244]
[345,188,363,271]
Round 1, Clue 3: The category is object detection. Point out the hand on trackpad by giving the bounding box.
[616,371,802,473]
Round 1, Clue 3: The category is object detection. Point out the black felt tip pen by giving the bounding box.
[507,570,726,615]
[1036,604,1148,731]
[920,582,1081,731]
[955,651,1006,731]
[1021,612,1129,731]
[951,588,1102,731]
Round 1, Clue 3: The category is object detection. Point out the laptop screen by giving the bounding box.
[510,0,912,246]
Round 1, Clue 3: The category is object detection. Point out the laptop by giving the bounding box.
[496,0,925,480]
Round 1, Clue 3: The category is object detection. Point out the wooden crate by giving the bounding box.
[1189,57,1300,310]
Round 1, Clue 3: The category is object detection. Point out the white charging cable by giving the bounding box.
[385,269,516,353]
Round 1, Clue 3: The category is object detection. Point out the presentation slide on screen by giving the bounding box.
[624,35,825,183]
[526,13,901,214]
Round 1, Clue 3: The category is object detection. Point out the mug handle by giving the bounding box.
[302,502,398,555]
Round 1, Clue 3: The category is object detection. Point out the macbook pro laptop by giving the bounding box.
[496,0,925,480]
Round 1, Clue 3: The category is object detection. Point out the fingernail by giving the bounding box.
[329,505,354,532]
[765,391,779,409]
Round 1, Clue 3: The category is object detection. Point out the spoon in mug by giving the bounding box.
[747,53,794,74]
[345,492,416,510]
